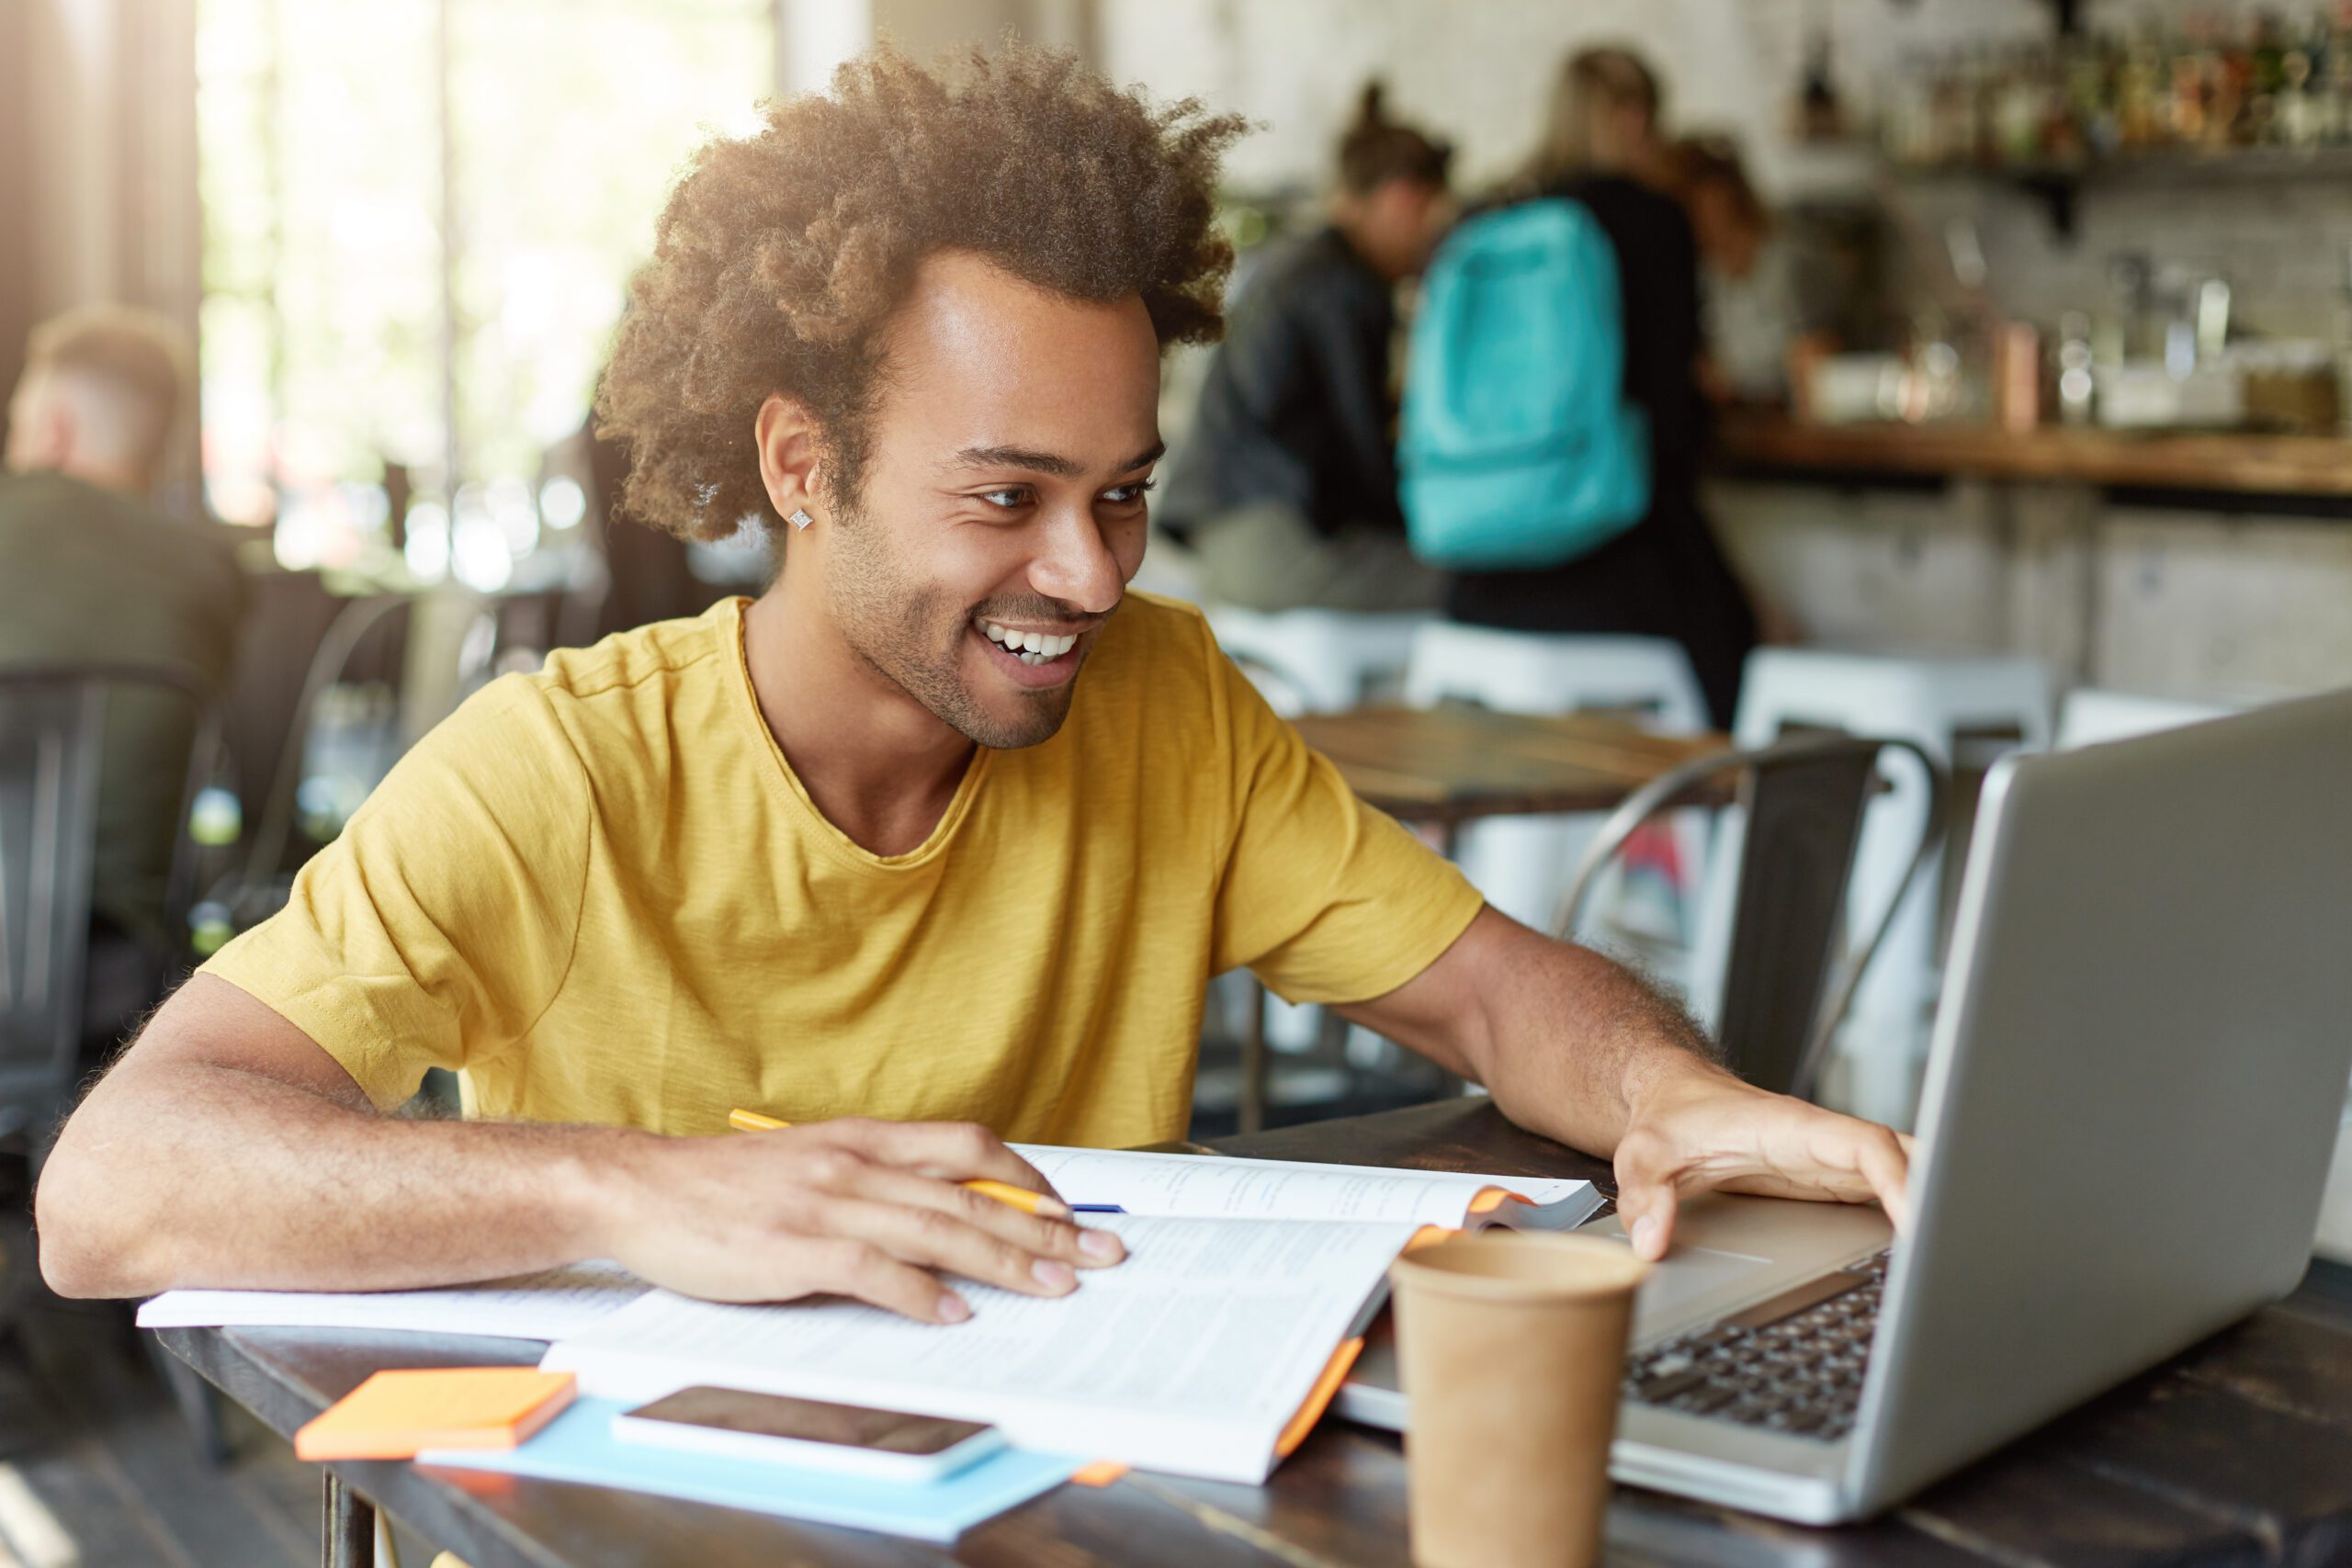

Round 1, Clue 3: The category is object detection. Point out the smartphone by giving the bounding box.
[610,1387,1003,1483]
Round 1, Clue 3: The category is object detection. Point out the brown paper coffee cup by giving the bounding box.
[1388,1232,1648,1568]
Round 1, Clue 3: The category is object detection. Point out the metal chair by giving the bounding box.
[0,665,232,1458]
[0,665,218,1157]
[1554,735,1946,1103]
[1727,650,2049,1122]
[218,592,413,931]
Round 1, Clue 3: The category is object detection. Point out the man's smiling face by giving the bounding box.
[817,251,1164,750]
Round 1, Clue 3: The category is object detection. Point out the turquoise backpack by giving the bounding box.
[1399,198,1649,570]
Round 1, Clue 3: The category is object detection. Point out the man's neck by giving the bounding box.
[741,582,977,858]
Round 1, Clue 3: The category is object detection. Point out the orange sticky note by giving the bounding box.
[295,1369,576,1461]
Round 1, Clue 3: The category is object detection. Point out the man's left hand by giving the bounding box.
[1611,1060,1916,1262]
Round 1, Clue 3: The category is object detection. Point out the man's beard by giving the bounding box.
[824,506,1080,750]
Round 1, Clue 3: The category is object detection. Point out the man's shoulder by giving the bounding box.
[418,600,743,794]
[0,471,228,558]
[1240,230,1382,325]
[529,598,741,706]
[0,472,244,667]
[0,469,100,526]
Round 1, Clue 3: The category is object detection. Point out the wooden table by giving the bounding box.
[1289,705,1729,832]
[157,1099,2352,1568]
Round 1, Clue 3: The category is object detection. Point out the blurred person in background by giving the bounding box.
[1158,83,1453,613]
[1675,135,1769,290]
[1671,134,1780,408]
[1,307,243,1002]
[1442,49,1759,727]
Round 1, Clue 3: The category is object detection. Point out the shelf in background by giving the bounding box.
[1894,144,2352,189]
[1715,414,2352,500]
[1887,146,2352,237]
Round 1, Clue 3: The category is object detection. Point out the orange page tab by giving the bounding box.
[1273,1337,1366,1460]
[295,1369,576,1461]
[1466,1186,1538,1215]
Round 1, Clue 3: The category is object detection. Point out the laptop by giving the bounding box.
[1339,686,2352,1523]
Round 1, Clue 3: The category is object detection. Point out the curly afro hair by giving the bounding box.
[594,41,1248,542]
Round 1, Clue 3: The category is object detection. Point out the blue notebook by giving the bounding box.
[417,1397,1080,1542]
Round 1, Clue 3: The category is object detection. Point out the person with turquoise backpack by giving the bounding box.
[1401,48,1758,728]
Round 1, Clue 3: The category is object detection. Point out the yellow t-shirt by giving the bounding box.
[203,593,1482,1147]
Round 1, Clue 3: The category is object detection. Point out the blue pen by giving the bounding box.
[1070,1204,1125,1213]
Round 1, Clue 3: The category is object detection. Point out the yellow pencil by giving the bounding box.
[727,1108,1063,1217]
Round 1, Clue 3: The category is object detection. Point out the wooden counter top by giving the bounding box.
[1715,414,2352,499]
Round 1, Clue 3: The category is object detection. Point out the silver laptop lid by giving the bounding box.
[1851,688,2352,1513]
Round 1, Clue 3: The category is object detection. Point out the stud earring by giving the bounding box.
[788,509,813,531]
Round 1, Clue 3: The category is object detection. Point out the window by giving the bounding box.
[197,0,775,587]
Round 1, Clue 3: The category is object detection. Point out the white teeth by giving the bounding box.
[978,621,1079,661]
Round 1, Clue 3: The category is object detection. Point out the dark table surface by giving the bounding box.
[159,1099,2352,1568]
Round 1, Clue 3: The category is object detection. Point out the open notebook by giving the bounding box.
[542,1152,1598,1483]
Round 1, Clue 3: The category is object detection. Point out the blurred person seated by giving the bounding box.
[1158,83,1452,614]
[1,307,244,1012]
[1440,48,1759,728]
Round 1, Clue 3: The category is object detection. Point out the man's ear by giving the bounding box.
[44,400,80,469]
[5,377,72,471]
[753,394,826,525]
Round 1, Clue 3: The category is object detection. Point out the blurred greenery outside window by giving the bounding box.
[196,0,775,591]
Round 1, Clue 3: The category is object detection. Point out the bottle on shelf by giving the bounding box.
[2056,311,2097,427]
[1881,7,2352,167]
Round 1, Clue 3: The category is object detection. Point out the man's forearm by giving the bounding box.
[1339,908,1734,1160]
[1476,936,1730,1155]
[38,1055,639,1299]
[38,976,1125,1316]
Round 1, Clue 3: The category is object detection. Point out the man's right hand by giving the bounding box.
[597,1117,1126,1323]
[37,978,1124,1319]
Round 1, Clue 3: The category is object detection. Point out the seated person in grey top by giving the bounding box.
[2,307,243,1000]
[1157,84,1452,615]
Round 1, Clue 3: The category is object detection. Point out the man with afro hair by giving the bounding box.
[41,43,1909,1324]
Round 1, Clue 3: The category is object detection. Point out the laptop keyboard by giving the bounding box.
[1622,1248,1891,1442]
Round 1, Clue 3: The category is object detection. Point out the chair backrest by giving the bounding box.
[241,593,415,894]
[2055,688,2236,751]
[1208,606,1429,714]
[0,666,215,1141]
[1404,623,1708,732]
[1555,735,1946,1100]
